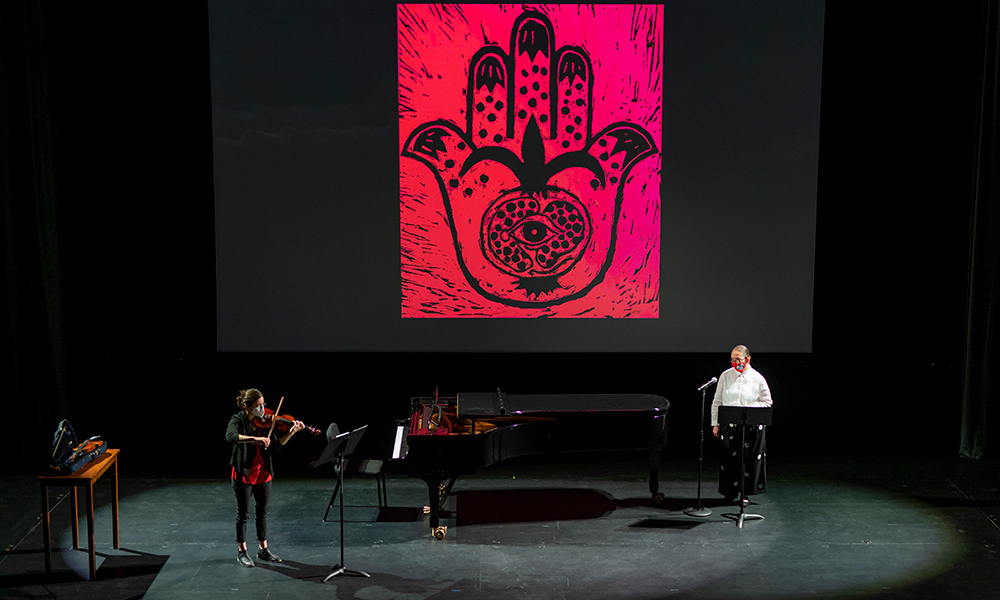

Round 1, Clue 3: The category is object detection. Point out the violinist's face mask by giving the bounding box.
[250,403,265,418]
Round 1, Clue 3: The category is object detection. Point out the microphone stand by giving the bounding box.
[684,381,714,517]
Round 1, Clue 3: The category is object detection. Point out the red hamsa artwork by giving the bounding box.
[400,5,661,317]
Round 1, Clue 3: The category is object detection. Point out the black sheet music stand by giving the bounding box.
[718,406,772,529]
[311,424,370,579]
[317,424,386,522]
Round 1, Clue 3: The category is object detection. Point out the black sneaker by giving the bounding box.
[256,547,282,563]
[237,550,255,568]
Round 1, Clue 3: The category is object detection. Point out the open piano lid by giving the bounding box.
[457,392,669,417]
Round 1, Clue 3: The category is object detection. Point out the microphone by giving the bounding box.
[697,377,718,391]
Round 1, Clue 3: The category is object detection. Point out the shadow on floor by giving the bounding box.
[0,548,167,599]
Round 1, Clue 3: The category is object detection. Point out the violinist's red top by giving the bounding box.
[231,444,272,484]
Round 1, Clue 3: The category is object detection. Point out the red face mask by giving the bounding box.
[732,361,747,373]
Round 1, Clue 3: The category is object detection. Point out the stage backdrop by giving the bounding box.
[210,1,824,352]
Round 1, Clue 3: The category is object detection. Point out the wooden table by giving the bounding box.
[38,448,120,580]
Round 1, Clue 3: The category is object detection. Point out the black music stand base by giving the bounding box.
[325,564,370,580]
[721,507,764,529]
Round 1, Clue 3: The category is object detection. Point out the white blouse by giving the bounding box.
[710,365,773,426]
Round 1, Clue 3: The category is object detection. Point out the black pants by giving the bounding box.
[233,478,271,544]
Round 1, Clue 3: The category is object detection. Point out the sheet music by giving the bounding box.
[392,424,406,460]
[310,429,351,468]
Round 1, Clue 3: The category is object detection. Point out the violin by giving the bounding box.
[254,408,322,436]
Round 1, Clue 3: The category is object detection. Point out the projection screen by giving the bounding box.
[210,1,825,352]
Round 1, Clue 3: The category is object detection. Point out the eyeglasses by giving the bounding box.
[731,357,747,363]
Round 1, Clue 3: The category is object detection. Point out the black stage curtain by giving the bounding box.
[2,2,215,471]
[1,2,70,444]
[961,0,1000,460]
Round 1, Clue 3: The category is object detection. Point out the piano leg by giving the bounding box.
[649,450,665,506]
[440,477,458,508]
[420,475,451,539]
[421,477,442,528]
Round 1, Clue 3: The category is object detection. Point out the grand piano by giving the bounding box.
[390,389,669,538]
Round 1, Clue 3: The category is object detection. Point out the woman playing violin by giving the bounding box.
[225,388,305,568]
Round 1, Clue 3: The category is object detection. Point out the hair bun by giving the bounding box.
[236,388,261,408]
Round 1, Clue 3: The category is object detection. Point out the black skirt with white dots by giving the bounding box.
[717,422,767,499]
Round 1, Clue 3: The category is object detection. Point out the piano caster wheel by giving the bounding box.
[651,492,665,507]
[432,526,448,540]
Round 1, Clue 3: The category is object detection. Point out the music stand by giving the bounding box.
[718,406,772,529]
[312,424,370,580]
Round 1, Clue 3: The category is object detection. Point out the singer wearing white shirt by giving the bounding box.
[711,345,773,503]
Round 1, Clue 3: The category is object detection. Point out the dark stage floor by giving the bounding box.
[1,453,998,600]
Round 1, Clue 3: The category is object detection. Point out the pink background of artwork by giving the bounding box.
[400,4,662,318]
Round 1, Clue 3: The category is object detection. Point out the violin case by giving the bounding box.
[50,420,108,475]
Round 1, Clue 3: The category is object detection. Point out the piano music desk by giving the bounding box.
[38,448,120,580]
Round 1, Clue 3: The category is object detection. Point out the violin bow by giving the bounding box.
[267,396,285,439]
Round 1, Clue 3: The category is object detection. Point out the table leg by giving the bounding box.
[87,481,96,580]
[41,485,51,574]
[71,487,79,550]
[112,456,119,549]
